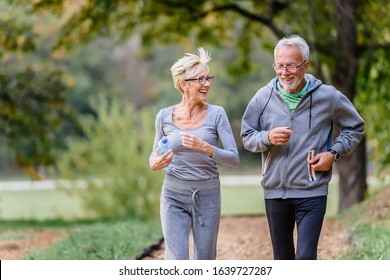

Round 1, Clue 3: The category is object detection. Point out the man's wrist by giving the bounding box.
[328,149,341,161]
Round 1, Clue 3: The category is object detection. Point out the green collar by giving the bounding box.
[277,79,310,96]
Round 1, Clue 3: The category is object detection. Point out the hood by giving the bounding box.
[264,74,323,130]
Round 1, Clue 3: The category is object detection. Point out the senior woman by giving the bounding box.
[149,47,239,260]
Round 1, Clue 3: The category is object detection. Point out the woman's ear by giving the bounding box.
[180,81,188,92]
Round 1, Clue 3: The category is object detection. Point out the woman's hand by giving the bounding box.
[180,132,213,157]
[149,148,173,171]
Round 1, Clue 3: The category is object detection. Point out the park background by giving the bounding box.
[0,0,389,259]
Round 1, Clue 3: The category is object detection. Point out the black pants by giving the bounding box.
[265,196,327,260]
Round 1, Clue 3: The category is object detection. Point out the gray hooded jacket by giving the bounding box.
[241,74,365,199]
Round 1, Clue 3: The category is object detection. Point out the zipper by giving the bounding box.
[274,89,294,188]
[281,113,294,187]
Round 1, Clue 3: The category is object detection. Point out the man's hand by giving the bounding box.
[268,127,292,145]
[308,151,335,171]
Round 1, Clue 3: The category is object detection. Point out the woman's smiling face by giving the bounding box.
[183,70,212,102]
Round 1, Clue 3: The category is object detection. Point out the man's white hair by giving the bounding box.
[274,35,310,61]
[170,47,211,93]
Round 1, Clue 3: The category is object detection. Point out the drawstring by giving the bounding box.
[191,189,204,226]
[309,94,312,130]
[258,88,273,130]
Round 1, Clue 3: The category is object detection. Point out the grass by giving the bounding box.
[221,185,264,216]
[342,223,390,260]
[25,218,163,260]
[0,217,163,260]
[0,189,85,220]
[0,186,260,220]
[0,182,339,220]
[340,182,390,260]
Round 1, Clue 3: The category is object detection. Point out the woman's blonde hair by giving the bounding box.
[170,47,212,93]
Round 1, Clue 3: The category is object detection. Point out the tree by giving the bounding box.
[0,64,72,179]
[27,0,390,211]
[0,1,78,178]
[55,96,162,219]
[0,0,36,56]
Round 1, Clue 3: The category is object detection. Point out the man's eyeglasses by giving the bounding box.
[272,60,307,73]
[185,76,214,85]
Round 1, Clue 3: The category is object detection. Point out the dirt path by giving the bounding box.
[0,229,66,260]
[143,215,350,260]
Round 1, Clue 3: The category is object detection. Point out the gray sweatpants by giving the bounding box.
[160,175,221,260]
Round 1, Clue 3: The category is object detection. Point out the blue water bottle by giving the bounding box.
[157,137,173,172]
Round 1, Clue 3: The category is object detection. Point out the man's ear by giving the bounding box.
[304,60,310,70]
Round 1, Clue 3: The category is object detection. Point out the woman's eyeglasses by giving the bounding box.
[185,76,214,85]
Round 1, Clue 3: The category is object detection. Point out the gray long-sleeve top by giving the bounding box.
[151,104,239,181]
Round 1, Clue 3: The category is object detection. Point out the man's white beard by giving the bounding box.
[279,75,304,93]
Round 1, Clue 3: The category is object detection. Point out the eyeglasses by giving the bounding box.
[272,60,307,73]
[184,76,214,85]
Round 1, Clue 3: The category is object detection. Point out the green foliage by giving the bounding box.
[54,96,163,220]
[61,43,126,116]
[356,0,390,45]
[355,49,390,176]
[0,0,36,57]
[31,0,140,50]
[0,63,72,177]
[26,218,162,260]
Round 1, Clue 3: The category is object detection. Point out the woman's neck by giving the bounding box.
[176,100,207,120]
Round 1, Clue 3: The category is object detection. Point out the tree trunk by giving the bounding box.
[337,137,367,211]
[332,0,367,212]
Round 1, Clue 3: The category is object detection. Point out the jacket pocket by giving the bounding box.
[262,152,271,177]
[307,149,316,182]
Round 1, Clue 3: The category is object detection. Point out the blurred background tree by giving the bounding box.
[0,64,71,179]
[55,96,162,219]
[1,0,389,215]
[0,0,75,179]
